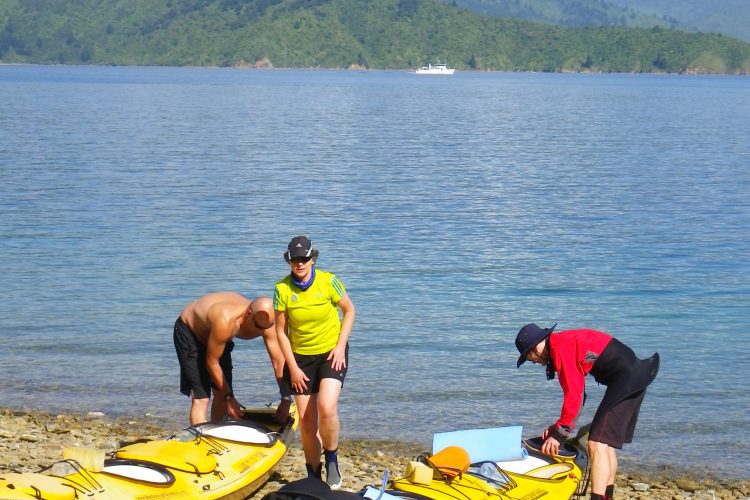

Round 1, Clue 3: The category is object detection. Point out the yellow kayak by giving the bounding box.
[385,431,588,500]
[0,405,298,500]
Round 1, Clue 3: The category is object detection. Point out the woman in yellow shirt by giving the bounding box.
[274,236,356,489]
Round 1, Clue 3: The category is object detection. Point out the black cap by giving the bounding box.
[515,323,556,368]
[286,235,314,260]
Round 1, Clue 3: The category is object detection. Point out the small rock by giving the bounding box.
[633,482,651,491]
[19,433,41,442]
[87,411,106,419]
[692,493,716,500]
[676,478,702,492]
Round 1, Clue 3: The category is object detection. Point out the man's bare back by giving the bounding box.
[180,292,270,344]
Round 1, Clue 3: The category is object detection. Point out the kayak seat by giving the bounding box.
[426,446,470,479]
[524,462,574,479]
[523,437,577,459]
[102,458,176,485]
[115,440,217,474]
[194,421,278,445]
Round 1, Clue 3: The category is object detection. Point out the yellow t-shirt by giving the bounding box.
[274,269,346,355]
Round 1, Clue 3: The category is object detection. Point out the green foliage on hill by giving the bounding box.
[448,0,673,30]
[1,0,749,74]
[604,0,750,42]
[448,0,750,43]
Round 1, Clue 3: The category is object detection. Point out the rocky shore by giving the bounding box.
[1,408,747,499]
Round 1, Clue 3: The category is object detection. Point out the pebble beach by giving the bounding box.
[1,409,747,499]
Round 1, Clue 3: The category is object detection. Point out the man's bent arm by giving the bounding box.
[206,326,232,396]
[262,327,287,390]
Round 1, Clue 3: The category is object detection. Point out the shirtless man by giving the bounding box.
[173,292,289,425]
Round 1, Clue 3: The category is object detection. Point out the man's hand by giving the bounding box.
[541,436,560,456]
[226,396,242,420]
[274,397,292,422]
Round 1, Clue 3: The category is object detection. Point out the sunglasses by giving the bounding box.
[290,256,312,264]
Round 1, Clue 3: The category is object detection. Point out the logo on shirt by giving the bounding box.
[291,294,298,302]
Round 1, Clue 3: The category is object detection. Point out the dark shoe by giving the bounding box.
[305,462,322,480]
[605,484,615,500]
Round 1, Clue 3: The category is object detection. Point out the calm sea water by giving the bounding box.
[1,66,748,478]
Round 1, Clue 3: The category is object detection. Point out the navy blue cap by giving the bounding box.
[516,323,556,367]
[286,235,314,260]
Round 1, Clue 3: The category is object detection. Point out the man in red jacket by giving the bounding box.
[515,323,659,500]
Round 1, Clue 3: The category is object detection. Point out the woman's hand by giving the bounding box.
[290,366,309,393]
[327,344,347,371]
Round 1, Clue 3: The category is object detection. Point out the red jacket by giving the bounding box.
[548,329,612,435]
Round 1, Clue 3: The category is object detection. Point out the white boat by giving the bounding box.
[415,60,455,75]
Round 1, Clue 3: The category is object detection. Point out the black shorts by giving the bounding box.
[588,337,658,449]
[283,344,348,396]
[173,317,234,399]
[589,388,647,449]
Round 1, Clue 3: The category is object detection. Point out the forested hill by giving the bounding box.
[447,0,750,43]
[448,0,676,31]
[1,0,749,74]
[602,0,750,42]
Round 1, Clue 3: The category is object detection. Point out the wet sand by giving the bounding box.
[1,409,747,499]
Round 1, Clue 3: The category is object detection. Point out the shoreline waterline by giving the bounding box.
[1,407,747,499]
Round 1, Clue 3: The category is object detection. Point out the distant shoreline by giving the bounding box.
[1,62,748,76]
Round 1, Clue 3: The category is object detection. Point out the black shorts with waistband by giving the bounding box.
[588,338,659,448]
[173,317,234,399]
[283,344,348,396]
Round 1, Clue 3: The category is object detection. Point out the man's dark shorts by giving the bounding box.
[588,337,658,449]
[590,388,646,448]
[173,317,233,399]
[283,344,348,396]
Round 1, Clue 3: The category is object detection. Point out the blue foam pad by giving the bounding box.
[432,426,529,463]
[362,486,404,499]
